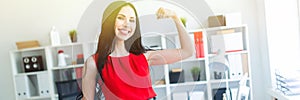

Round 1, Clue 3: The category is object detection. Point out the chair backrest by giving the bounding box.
[55,78,82,100]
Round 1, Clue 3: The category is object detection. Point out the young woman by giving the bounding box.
[81,1,194,100]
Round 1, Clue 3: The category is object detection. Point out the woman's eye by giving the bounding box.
[117,16,124,20]
[130,19,135,23]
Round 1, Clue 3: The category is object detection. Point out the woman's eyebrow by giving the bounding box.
[118,14,126,17]
[118,14,135,19]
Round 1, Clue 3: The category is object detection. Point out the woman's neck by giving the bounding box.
[110,39,129,57]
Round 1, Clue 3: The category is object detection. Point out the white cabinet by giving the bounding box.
[10,47,52,100]
[10,42,96,100]
[10,25,252,100]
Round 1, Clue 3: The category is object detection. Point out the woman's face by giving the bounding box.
[114,6,137,41]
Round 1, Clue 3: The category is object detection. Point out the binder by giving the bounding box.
[194,31,205,58]
[172,92,188,100]
[227,54,243,79]
[37,73,50,96]
[75,67,83,79]
[241,54,249,75]
[189,91,205,100]
[235,54,243,79]
[15,75,36,99]
[227,55,237,79]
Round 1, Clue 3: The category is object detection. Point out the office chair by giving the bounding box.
[55,78,82,100]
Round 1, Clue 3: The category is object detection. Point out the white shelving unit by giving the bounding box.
[10,42,95,100]
[10,25,252,100]
[143,25,252,100]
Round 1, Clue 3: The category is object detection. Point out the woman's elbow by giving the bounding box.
[187,50,194,58]
[181,48,194,59]
[186,47,195,57]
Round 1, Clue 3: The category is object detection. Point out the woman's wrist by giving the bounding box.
[172,16,184,26]
[172,15,179,21]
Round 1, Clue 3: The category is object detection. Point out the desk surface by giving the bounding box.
[268,89,300,100]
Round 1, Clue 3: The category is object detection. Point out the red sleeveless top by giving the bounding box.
[93,53,156,100]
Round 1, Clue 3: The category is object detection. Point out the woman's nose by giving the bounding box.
[123,19,130,27]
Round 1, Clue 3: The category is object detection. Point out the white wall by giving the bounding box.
[255,0,272,99]
[0,0,269,100]
[0,0,92,99]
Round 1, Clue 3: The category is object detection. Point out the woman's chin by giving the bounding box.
[115,36,129,41]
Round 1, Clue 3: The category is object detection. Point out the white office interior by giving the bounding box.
[1,0,300,100]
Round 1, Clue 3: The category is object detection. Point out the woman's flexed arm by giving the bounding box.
[145,7,194,66]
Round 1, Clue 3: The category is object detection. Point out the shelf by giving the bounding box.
[210,78,249,84]
[11,47,46,53]
[179,57,205,63]
[160,25,247,35]
[170,81,207,87]
[208,50,248,57]
[15,71,48,76]
[50,42,83,48]
[153,85,167,88]
[142,30,195,38]
[141,25,247,38]
[52,64,84,70]
[142,24,247,38]
[203,24,247,32]
[24,96,51,100]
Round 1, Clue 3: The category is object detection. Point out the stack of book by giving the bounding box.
[275,69,300,95]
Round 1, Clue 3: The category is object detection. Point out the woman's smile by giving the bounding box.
[118,28,131,35]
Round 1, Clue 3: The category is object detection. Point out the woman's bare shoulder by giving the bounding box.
[84,56,97,70]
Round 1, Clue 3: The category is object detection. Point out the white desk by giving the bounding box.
[268,89,300,100]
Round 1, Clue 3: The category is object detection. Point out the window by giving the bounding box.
[266,0,300,96]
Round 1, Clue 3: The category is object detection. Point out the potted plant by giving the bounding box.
[69,29,77,43]
[191,66,201,81]
[180,17,187,27]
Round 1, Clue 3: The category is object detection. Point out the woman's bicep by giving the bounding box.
[145,49,185,66]
[82,57,97,100]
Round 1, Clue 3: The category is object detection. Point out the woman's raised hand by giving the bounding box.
[156,7,177,20]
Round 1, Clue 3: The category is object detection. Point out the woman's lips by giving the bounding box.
[119,29,130,35]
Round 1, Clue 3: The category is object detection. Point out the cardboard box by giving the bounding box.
[16,40,40,50]
[208,15,226,27]
[208,13,242,28]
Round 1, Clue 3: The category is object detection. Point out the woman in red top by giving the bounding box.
[81,1,194,100]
